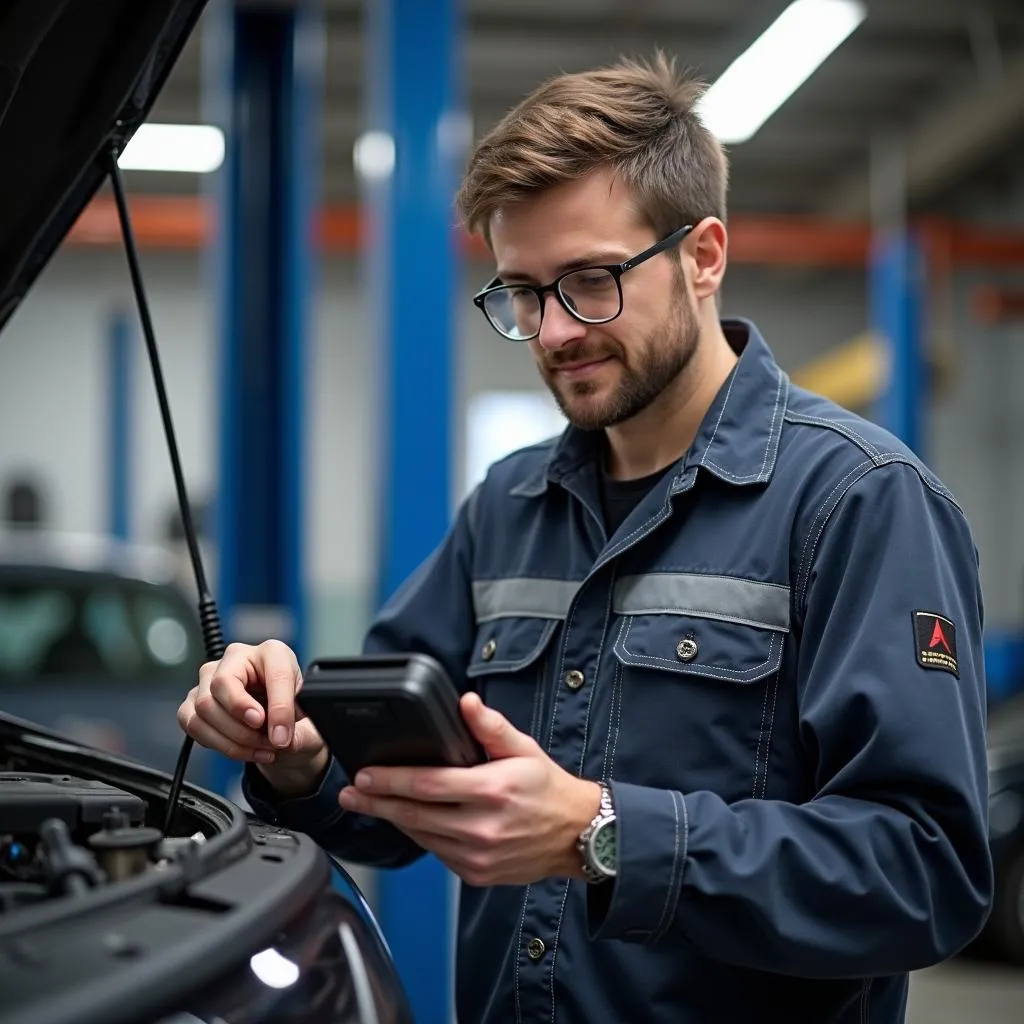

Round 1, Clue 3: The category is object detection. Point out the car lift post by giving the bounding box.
[362,0,466,1021]
[202,0,322,796]
[107,307,133,542]
[869,134,925,456]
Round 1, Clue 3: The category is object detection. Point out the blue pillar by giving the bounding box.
[363,1,464,1021]
[107,308,133,542]
[204,0,321,794]
[870,232,925,455]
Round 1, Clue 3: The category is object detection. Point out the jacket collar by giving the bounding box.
[511,318,789,497]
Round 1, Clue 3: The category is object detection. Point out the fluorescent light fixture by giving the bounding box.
[117,123,225,173]
[353,130,396,181]
[696,0,866,144]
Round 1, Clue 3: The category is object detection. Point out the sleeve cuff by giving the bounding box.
[242,757,349,833]
[588,781,689,942]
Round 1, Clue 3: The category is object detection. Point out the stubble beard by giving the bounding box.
[540,290,701,432]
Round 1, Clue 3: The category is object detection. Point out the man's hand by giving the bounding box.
[177,640,329,797]
[338,692,602,887]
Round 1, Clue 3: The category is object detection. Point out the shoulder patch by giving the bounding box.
[913,611,958,678]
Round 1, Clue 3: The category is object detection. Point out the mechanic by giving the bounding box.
[178,53,993,1023]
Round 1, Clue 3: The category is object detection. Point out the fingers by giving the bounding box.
[204,644,267,724]
[182,639,301,760]
[203,640,300,747]
[194,691,278,756]
[338,787,466,840]
[255,640,302,749]
[352,764,498,804]
[178,688,277,763]
[461,692,539,760]
[183,710,277,764]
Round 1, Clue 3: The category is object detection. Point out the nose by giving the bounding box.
[535,293,588,352]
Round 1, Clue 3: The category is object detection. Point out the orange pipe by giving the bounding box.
[725,215,868,266]
[69,194,209,249]
[972,286,1024,323]
[68,195,1024,268]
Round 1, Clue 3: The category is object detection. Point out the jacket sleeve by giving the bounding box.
[589,461,994,977]
[242,488,480,867]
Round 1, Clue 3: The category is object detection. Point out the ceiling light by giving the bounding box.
[117,123,225,173]
[353,130,396,182]
[696,0,867,145]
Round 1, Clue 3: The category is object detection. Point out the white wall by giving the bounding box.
[0,237,1021,644]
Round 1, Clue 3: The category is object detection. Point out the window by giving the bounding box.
[0,572,200,687]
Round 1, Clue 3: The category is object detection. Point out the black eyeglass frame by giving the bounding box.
[472,223,696,341]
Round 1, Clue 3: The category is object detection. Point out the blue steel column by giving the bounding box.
[204,1,321,794]
[107,307,133,541]
[364,2,464,1022]
[870,232,925,455]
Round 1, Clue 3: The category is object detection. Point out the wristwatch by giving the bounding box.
[577,783,617,883]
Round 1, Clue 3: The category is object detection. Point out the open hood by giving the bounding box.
[0,0,208,332]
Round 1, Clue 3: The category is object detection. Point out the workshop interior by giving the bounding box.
[2,1,1024,1022]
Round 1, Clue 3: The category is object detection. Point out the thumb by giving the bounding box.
[461,692,538,760]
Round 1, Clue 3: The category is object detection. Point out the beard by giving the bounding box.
[538,288,700,432]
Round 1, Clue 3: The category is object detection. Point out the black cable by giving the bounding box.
[107,147,226,834]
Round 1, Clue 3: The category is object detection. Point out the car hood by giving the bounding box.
[0,0,208,332]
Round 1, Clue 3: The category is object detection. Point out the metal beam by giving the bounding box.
[203,0,321,791]
[820,46,1024,216]
[66,195,1024,267]
[106,308,133,542]
[363,2,464,1022]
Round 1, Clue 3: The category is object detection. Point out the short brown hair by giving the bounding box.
[455,51,728,242]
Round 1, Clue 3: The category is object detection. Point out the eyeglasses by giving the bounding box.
[472,224,694,342]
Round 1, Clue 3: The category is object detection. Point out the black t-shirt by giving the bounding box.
[598,458,676,536]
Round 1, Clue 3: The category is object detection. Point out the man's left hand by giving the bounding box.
[337,692,602,887]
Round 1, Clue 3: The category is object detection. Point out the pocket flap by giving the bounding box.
[467,617,560,678]
[613,613,784,685]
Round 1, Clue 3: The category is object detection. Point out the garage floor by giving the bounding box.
[907,957,1024,1022]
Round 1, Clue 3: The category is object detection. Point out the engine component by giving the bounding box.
[0,772,146,836]
[88,808,164,881]
[40,818,104,896]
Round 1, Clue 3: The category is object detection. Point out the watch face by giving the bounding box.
[592,818,617,873]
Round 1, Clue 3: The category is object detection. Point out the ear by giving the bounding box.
[686,218,728,303]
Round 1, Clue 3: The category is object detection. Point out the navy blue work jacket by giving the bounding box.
[246,319,993,1023]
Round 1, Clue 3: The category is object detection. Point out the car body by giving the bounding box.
[0,2,412,1021]
[0,529,214,782]
[0,709,412,1024]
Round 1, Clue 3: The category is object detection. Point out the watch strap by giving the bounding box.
[577,782,615,883]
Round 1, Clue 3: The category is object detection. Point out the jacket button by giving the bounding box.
[565,669,585,691]
[676,637,698,662]
[526,937,546,960]
[481,638,497,661]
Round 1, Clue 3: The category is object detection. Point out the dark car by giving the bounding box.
[983,692,1024,964]
[0,529,215,783]
[0,2,413,1022]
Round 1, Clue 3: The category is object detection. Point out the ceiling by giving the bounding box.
[135,0,1024,221]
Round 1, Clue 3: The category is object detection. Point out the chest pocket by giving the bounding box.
[609,573,789,801]
[467,615,561,741]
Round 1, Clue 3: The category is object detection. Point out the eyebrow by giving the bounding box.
[497,250,629,283]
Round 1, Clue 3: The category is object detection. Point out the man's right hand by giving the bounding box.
[177,640,329,798]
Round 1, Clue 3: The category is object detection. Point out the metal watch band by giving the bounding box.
[577,782,615,884]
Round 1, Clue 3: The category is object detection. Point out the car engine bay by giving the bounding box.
[0,772,200,914]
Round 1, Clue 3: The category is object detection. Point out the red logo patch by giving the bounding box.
[914,612,958,677]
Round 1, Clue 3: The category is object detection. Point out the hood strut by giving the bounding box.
[106,146,226,834]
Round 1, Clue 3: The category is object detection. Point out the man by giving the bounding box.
[178,53,992,1023]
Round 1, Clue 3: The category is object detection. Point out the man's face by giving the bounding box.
[488,169,700,431]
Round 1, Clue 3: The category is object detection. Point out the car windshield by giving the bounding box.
[0,572,201,686]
